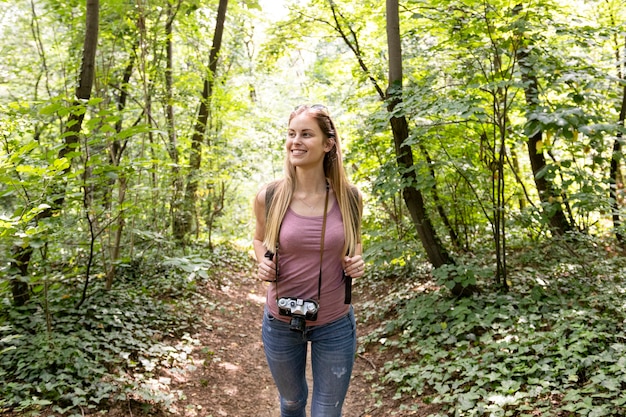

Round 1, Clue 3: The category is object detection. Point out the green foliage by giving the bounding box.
[432,263,481,293]
[0,246,237,415]
[1,0,626,412]
[360,239,626,416]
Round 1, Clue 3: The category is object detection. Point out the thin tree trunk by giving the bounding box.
[610,136,623,242]
[610,34,626,243]
[515,25,571,235]
[105,177,127,290]
[164,2,185,239]
[10,0,99,306]
[418,142,461,249]
[178,0,228,239]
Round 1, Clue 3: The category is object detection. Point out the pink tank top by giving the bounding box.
[266,201,349,326]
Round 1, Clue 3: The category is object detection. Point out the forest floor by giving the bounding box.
[100,269,439,417]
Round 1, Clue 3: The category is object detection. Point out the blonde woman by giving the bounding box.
[253,104,364,417]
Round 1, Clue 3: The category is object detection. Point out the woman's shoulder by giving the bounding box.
[256,180,283,206]
[345,184,362,203]
[347,183,360,195]
[260,179,283,194]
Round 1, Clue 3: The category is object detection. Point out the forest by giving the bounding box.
[1,0,626,416]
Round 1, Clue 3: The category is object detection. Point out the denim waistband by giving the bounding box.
[264,305,353,328]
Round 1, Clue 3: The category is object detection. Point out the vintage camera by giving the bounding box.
[277,297,319,333]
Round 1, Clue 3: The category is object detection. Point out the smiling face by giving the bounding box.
[286,112,334,170]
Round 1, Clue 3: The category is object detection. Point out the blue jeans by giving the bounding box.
[262,306,357,417]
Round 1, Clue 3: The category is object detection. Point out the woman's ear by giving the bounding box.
[325,139,336,153]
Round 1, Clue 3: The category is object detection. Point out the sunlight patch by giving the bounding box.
[247,293,266,304]
[487,391,527,407]
[219,362,240,371]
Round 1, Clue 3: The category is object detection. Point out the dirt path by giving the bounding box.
[78,268,436,417]
[2,266,437,417]
[166,271,383,417]
[4,269,434,417]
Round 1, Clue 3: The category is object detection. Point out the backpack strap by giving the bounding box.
[264,183,277,220]
[346,185,361,233]
[344,185,361,305]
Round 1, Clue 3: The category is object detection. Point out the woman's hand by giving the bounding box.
[257,252,277,282]
[343,255,365,279]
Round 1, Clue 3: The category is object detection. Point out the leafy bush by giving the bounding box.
[360,239,626,416]
[0,246,231,415]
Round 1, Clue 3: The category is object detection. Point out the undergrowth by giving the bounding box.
[0,244,249,416]
[359,236,626,416]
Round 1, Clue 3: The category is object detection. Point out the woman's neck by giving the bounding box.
[294,171,328,195]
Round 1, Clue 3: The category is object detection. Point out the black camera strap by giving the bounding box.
[317,182,330,303]
[273,181,329,304]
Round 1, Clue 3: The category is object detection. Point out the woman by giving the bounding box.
[253,104,365,417]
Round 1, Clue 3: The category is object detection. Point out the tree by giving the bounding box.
[384,0,454,268]
[514,4,572,236]
[306,0,454,269]
[9,0,99,306]
[165,1,185,240]
[604,0,626,243]
[176,0,229,240]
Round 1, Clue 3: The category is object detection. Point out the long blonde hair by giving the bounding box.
[263,105,362,256]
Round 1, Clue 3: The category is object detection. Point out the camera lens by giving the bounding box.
[289,316,306,333]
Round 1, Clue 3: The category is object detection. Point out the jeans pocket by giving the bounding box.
[346,306,356,332]
[265,308,276,321]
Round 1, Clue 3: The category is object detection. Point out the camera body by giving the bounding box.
[277,297,319,332]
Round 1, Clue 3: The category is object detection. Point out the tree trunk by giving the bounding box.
[178,0,228,240]
[515,31,571,235]
[418,142,461,249]
[326,0,453,268]
[386,0,453,268]
[10,0,99,306]
[165,2,186,240]
[610,134,623,243]
[610,34,626,243]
